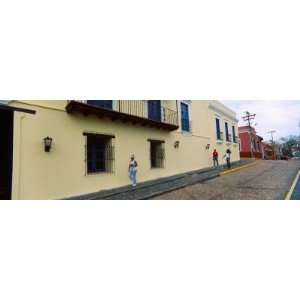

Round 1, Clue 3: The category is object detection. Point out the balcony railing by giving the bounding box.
[161,106,179,127]
[217,131,223,141]
[226,134,232,143]
[118,100,147,118]
[233,136,239,143]
[66,100,179,131]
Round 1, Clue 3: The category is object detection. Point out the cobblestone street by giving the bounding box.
[151,160,300,200]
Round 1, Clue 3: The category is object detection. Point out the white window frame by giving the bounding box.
[112,100,118,111]
[144,100,149,118]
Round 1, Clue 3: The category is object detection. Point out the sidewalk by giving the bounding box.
[66,160,254,200]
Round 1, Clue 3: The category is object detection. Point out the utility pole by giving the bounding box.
[268,130,276,144]
[242,111,256,158]
[268,130,276,159]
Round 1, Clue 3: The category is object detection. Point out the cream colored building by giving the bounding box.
[0,100,240,200]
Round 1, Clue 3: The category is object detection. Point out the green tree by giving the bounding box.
[279,135,300,157]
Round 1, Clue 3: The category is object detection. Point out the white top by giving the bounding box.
[225,153,231,159]
[129,160,138,171]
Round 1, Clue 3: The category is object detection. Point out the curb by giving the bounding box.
[285,169,300,200]
[220,162,257,176]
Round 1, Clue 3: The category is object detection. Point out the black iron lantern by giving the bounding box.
[44,136,53,152]
[174,141,180,148]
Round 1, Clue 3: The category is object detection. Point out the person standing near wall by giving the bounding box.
[128,155,138,187]
[224,149,232,169]
[212,149,219,167]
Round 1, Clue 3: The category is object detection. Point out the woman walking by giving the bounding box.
[128,155,138,187]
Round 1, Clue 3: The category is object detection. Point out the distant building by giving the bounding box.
[238,126,264,159]
[274,144,283,159]
[262,142,276,160]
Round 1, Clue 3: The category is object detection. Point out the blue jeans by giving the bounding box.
[226,158,231,169]
[129,168,137,185]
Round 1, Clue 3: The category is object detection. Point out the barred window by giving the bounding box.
[225,122,229,141]
[85,133,115,174]
[149,140,165,168]
[216,118,221,140]
[232,126,236,143]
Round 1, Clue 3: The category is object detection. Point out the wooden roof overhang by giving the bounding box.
[0,104,36,114]
[66,101,179,131]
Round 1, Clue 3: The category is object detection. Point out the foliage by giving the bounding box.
[279,135,300,157]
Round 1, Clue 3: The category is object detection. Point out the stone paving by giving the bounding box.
[151,160,300,200]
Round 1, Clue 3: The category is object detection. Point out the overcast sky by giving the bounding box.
[222,100,300,142]
[2,100,299,142]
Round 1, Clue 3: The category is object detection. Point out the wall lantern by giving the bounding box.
[174,141,180,149]
[206,144,211,150]
[43,136,53,152]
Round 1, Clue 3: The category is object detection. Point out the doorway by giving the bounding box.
[0,110,14,200]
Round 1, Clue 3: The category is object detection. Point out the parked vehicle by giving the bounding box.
[280,155,289,160]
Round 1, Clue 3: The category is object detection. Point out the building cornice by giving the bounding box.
[208,101,238,123]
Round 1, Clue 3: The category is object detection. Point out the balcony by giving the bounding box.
[226,134,232,143]
[66,100,179,131]
[233,135,239,143]
[217,131,223,142]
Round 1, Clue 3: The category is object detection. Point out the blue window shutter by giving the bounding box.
[148,101,161,121]
[216,118,221,139]
[87,100,113,109]
[181,103,190,132]
[232,126,236,142]
[225,122,229,140]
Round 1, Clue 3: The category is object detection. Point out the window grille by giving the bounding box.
[216,118,222,140]
[232,126,236,142]
[225,122,230,141]
[85,134,115,174]
[149,140,165,168]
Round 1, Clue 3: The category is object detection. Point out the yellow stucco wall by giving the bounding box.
[9,100,240,199]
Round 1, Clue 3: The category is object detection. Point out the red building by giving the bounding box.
[238,126,264,159]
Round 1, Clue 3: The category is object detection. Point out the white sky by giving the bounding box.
[221,100,300,142]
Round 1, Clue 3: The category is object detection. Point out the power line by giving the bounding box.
[242,111,256,158]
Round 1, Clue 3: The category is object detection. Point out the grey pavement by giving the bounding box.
[151,160,300,200]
